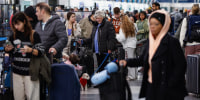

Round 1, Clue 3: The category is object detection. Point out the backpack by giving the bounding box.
[184,15,200,44]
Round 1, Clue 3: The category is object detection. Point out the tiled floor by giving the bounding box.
[80,80,200,100]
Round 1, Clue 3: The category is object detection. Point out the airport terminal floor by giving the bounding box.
[81,80,200,100]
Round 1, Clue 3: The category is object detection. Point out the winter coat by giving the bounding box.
[116,28,137,49]
[126,34,188,99]
[79,15,95,39]
[126,10,187,100]
[65,20,81,47]
[35,14,68,59]
[179,17,200,47]
[173,11,183,30]
[136,19,149,40]
[83,18,116,53]
[174,21,183,39]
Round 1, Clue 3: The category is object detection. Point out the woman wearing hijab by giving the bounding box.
[119,10,188,100]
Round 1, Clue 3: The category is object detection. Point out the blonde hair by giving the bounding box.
[192,4,199,15]
[120,15,135,38]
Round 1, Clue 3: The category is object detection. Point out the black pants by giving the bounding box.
[96,53,109,72]
[84,54,94,87]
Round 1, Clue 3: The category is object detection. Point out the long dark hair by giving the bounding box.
[139,11,147,20]
[11,12,34,44]
[67,12,75,36]
[67,12,75,20]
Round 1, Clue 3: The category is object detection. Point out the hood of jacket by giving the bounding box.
[148,10,171,67]
[41,14,60,26]
[88,15,96,25]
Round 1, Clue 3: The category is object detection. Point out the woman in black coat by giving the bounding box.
[120,10,188,100]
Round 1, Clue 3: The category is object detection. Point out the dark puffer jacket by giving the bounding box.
[35,14,68,59]
[84,18,116,53]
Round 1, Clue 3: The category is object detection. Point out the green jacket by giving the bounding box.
[30,55,51,85]
[136,19,149,40]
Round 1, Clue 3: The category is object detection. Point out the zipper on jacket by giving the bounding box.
[98,28,101,52]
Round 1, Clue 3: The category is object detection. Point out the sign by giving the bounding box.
[178,0,194,3]
[157,0,194,2]
[137,0,140,3]
[79,2,84,8]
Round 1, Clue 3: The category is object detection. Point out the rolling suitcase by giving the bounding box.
[186,55,200,97]
[50,63,80,100]
[98,64,132,100]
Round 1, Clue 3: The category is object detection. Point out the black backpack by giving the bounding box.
[183,15,200,45]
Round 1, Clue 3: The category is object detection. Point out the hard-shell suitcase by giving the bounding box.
[186,55,200,97]
[50,63,80,100]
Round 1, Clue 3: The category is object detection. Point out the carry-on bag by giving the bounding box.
[186,54,200,97]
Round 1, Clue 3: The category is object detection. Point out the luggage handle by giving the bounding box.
[119,63,132,100]
[195,21,200,24]
[92,53,110,76]
[50,50,54,64]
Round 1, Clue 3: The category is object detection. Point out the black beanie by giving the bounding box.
[24,6,36,18]
[150,13,165,26]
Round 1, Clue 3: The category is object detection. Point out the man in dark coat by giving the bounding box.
[81,10,116,100]
[81,10,116,71]
[35,2,67,60]
[35,2,67,100]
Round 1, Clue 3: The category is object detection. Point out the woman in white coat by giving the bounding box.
[116,14,137,80]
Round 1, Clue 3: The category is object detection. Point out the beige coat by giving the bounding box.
[79,17,94,39]
[63,21,81,54]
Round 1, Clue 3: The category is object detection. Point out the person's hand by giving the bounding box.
[73,21,77,28]
[5,44,14,52]
[49,48,57,55]
[108,50,111,54]
[74,21,77,26]
[20,45,32,53]
[119,60,127,67]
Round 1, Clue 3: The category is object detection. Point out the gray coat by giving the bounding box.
[35,14,68,59]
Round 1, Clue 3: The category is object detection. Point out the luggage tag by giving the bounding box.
[73,41,76,47]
